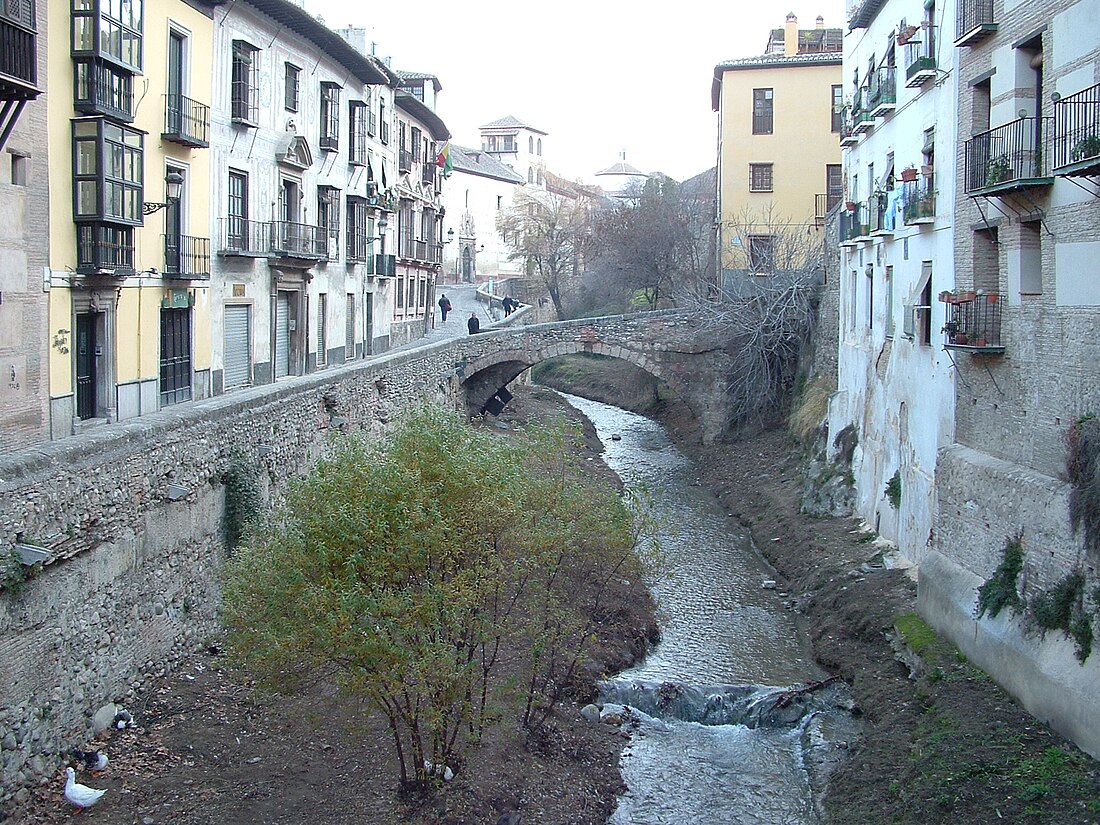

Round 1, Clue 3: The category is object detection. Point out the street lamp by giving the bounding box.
[143,170,185,215]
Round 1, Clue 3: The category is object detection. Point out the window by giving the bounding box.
[231,40,258,124]
[316,293,327,366]
[76,223,134,273]
[74,59,133,120]
[537,138,542,156]
[379,98,388,144]
[345,196,371,266]
[528,167,534,183]
[10,154,27,186]
[318,186,340,260]
[826,163,843,209]
[752,88,774,134]
[749,163,773,192]
[226,170,247,250]
[159,307,192,406]
[831,84,843,132]
[320,82,340,151]
[72,117,143,224]
[1019,222,1041,295]
[411,126,422,163]
[885,265,895,337]
[284,63,299,112]
[748,234,773,272]
[347,102,367,165]
[915,262,933,345]
[71,0,144,72]
[867,264,874,330]
[345,293,355,359]
[528,135,534,153]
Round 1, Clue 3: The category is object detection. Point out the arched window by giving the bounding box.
[537,138,542,156]
[528,167,534,183]
[528,135,534,153]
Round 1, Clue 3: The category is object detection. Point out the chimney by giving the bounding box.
[784,12,798,56]
[816,15,825,28]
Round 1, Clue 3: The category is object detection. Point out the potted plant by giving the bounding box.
[900,166,918,182]
[897,24,918,44]
[845,200,857,212]
[1071,133,1100,162]
[986,154,1012,185]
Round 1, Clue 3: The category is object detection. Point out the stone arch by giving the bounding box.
[458,339,701,427]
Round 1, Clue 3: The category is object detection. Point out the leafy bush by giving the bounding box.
[1065,414,1100,556]
[1027,571,1094,662]
[976,532,1024,619]
[885,470,902,509]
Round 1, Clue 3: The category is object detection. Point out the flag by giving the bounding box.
[435,142,453,177]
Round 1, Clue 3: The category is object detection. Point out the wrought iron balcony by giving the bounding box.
[0,9,37,100]
[956,0,997,45]
[422,161,437,186]
[964,116,1053,194]
[852,89,874,133]
[940,291,1004,354]
[839,208,861,246]
[1053,82,1100,177]
[399,149,413,173]
[904,26,937,87]
[163,234,211,280]
[839,107,859,146]
[163,94,209,148]
[902,179,935,224]
[271,221,326,259]
[868,66,896,116]
[219,218,270,256]
[375,253,396,277]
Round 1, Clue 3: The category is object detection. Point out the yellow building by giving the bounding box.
[47,0,216,432]
[711,14,841,285]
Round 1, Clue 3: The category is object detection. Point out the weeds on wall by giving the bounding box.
[1065,414,1100,555]
[976,532,1024,619]
[1026,571,1095,663]
[222,451,264,553]
[0,548,30,594]
[885,470,902,510]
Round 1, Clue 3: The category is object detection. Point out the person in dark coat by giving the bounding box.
[467,311,480,335]
[502,296,515,316]
[438,293,452,322]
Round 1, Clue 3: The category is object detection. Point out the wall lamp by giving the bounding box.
[445,228,455,244]
[143,170,185,215]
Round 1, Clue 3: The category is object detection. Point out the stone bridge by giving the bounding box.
[0,307,737,802]
[452,309,736,442]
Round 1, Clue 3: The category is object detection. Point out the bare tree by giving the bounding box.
[497,189,589,320]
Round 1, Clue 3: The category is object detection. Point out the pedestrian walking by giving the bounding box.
[467,311,480,335]
[502,296,515,316]
[438,293,452,322]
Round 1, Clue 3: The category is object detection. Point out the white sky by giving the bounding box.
[304,0,844,184]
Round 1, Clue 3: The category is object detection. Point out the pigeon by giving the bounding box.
[113,709,135,729]
[64,766,107,812]
[69,747,109,775]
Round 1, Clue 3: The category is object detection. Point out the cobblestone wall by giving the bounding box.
[0,308,724,802]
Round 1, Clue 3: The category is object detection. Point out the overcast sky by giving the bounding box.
[305,1,844,184]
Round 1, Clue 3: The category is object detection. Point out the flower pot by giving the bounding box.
[956,291,976,303]
[953,333,969,345]
[900,168,918,182]
[845,201,857,212]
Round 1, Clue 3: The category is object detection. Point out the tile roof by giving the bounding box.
[596,160,646,177]
[480,115,548,135]
[396,70,442,92]
[449,145,525,183]
[394,91,450,141]
[711,51,842,110]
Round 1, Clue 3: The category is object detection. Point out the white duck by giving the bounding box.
[64,766,107,812]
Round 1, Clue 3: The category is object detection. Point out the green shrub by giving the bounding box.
[976,532,1024,619]
[885,470,902,509]
[1027,571,1094,662]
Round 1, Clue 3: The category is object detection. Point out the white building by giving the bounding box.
[828,0,959,560]
[440,147,524,284]
[480,115,548,189]
[208,0,399,392]
[593,153,649,199]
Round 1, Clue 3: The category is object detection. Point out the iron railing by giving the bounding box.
[904,26,937,86]
[839,106,859,145]
[271,221,326,258]
[869,192,893,234]
[219,217,269,255]
[941,291,1004,352]
[398,149,413,173]
[163,93,209,147]
[73,58,132,120]
[815,192,842,223]
[956,0,996,44]
[1053,82,1100,174]
[163,234,210,279]
[422,161,437,186]
[964,116,1052,193]
[839,209,860,244]
[76,226,134,274]
[868,66,896,114]
[902,179,935,223]
[375,253,396,277]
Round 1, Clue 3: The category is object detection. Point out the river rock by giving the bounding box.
[91,703,119,734]
[580,704,600,723]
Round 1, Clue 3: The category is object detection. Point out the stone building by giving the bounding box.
[0,0,48,450]
[711,13,842,288]
[828,0,960,559]
[45,0,219,435]
[920,0,1100,759]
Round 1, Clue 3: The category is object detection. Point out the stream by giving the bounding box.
[556,393,860,825]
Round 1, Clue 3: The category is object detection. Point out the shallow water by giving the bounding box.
[556,393,854,825]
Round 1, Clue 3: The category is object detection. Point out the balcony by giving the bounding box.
[271,221,326,260]
[956,0,997,46]
[852,89,874,134]
[219,218,270,256]
[375,253,396,277]
[163,234,211,280]
[1052,82,1100,177]
[422,161,437,187]
[868,66,896,117]
[814,192,842,225]
[869,192,893,236]
[0,6,37,100]
[399,149,413,173]
[163,94,209,148]
[940,291,1004,354]
[904,26,937,87]
[839,107,859,146]
[964,117,1053,195]
[839,208,861,246]
[902,179,935,224]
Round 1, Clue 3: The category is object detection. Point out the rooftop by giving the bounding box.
[449,145,525,184]
[480,115,548,135]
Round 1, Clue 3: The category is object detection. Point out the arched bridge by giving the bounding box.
[445,309,737,443]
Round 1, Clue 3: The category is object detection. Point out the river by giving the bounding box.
[557,393,860,825]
